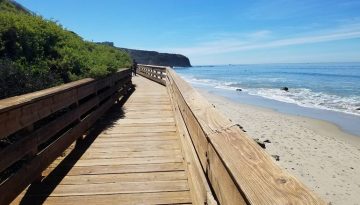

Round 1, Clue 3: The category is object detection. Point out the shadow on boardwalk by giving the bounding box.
[17,86,135,205]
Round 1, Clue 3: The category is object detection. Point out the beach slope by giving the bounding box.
[199,90,360,205]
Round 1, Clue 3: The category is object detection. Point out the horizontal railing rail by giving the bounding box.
[139,65,325,205]
[137,64,166,85]
[0,69,133,205]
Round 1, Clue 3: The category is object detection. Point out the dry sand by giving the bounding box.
[198,89,360,205]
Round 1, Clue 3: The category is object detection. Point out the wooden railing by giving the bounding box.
[137,64,167,85]
[139,65,325,205]
[0,69,133,205]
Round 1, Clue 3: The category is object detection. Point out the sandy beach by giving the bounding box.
[198,89,360,205]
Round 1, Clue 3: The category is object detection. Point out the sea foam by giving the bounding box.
[181,74,360,116]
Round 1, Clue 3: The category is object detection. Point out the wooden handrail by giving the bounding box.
[137,64,166,85]
[0,64,326,205]
[0,69,133,205]
[140,65,325,204]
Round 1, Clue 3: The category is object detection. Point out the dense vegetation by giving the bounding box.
[0,0,131,99]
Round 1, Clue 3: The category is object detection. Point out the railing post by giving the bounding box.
[137,64,167,86]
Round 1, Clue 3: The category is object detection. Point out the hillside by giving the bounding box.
[121,48,191,67]
[0,0,131,99]
[98,42,191,67]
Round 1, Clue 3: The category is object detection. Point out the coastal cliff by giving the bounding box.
[121,48,191,67]
[98,42,191,67]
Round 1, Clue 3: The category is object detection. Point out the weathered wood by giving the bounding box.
[12,191,192,205]
[51,156,183,167]
[113,117,174,124]
[3,65,326,205]
[98,131,177,138]
[52,172,187,185]
[19,180,189,196]
[166,67,326,204]
[9,75,193,205]
[71,149,182,159]
[207,144,247,205]
[0,69,132,205]
[167,69,209,171]
[167,78,217,205]
[1,92,118,204]
[44,163,186,176]
[137,64,166,85]
[0,70,131,139]
[104,126,177,133]
[0,82,122,174]
[95,134,178,141]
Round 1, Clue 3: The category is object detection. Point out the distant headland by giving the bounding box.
[98,42,191,67]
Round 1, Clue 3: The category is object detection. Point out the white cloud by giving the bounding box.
[247,30,272,39]
[157,25,360,57]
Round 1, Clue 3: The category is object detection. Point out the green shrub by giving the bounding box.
[0,0,131,99]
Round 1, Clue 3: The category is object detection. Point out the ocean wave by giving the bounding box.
[181,75,360,116]
[182,75,239,91]
[247,88,360,116]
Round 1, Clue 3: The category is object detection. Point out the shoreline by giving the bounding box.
[197,88,360,205]
[188,82,360,137]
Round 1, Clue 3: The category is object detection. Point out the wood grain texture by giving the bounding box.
[5,65,325,205]
[10,75,193,205]
[138,64,167,85]
[167,67,326,204]
[0,70,131,139]
[1,70,132,205]
[167,78,217,205]
[12,191,192,205]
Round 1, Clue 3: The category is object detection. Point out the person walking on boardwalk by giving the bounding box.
[132,59,138,76]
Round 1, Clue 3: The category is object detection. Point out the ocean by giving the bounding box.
[174,63,360,136]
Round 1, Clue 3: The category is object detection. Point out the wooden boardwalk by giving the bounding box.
[1,66,325,205]
[12,76,192,204]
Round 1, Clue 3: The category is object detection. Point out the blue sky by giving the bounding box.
[16,0,360,65]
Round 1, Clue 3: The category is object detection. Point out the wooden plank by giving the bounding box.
[124,107,173,111]
[125,101,170,105]
[53,171,187,185]
[71,150,182,159]
[123,112,174,119]
[114,122,175,128]
[210,127,325,204]
[0,78,93,112]
[51,156,183,167]
[90,138,179,146]
[84,144,180,152]
[0,69,131,139]
[125,99,170,102]
[207,144,247,205]
[21,180,189,196]
[94,135,177,142]
[12,191,192,205]
[0,86,111,173]
[167,72,209,171]
[167,69,232,134]
[167,78,217,205]
[44,163,185,176]
[113,117,175,124]
[104,126,177,133]
[97,131,177,138]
